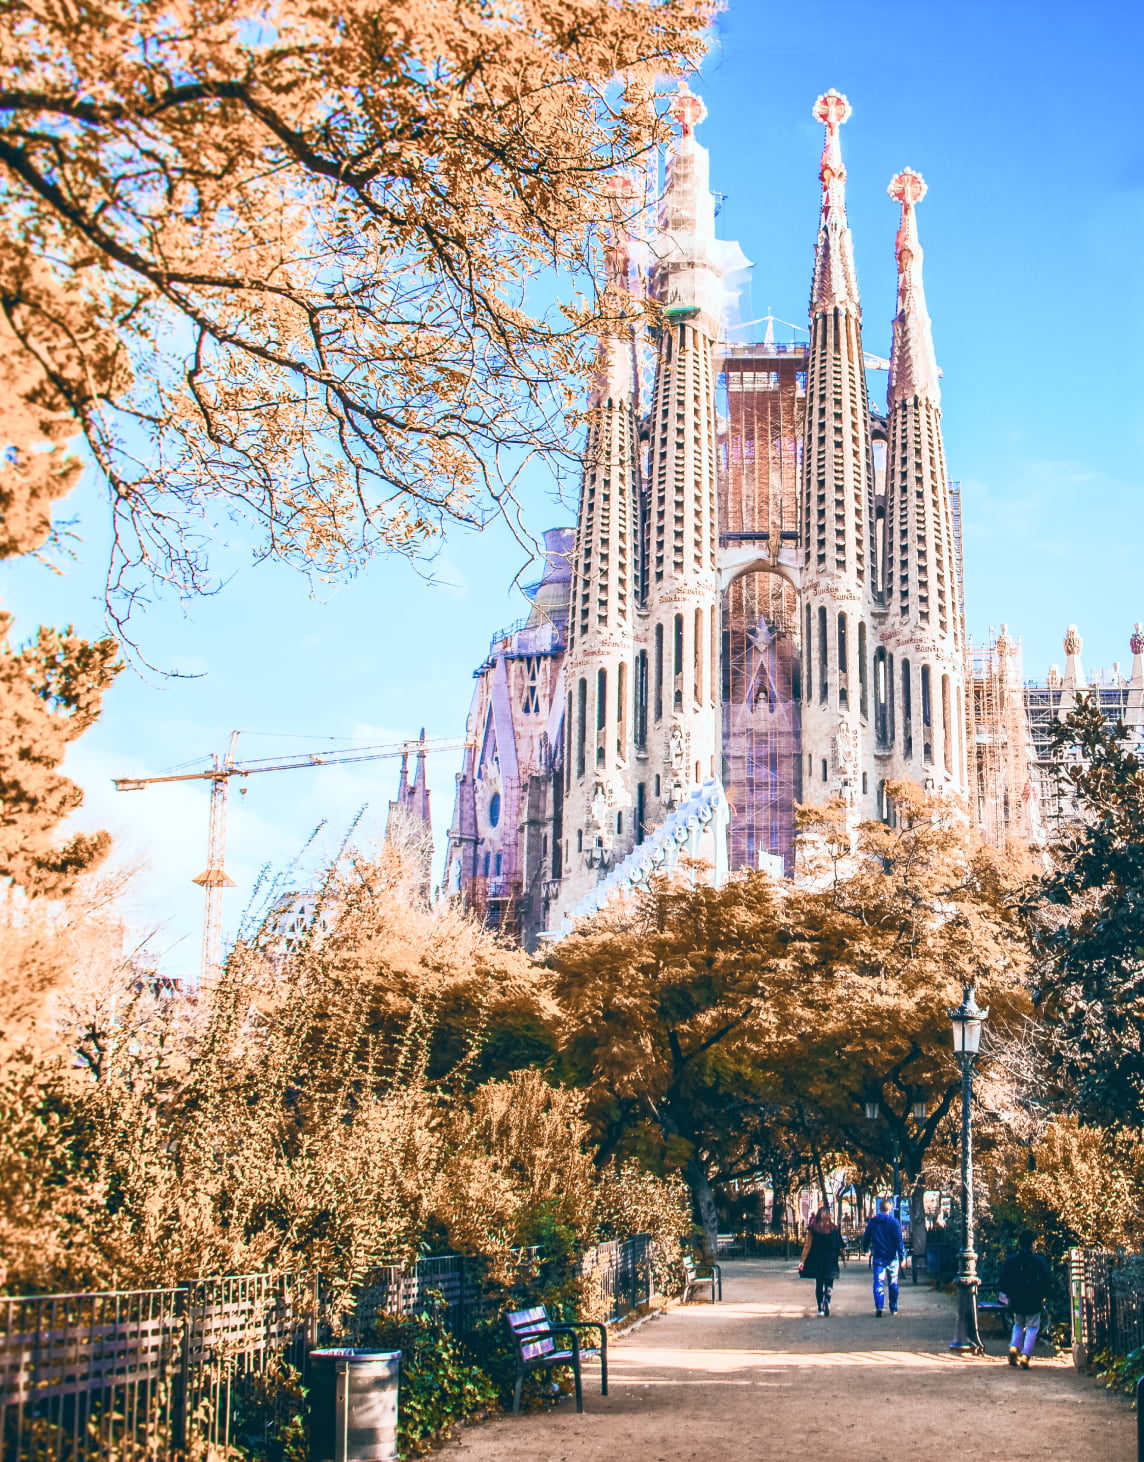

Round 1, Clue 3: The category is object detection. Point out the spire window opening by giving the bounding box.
[673,613,684,710]
[818,605,828,703]
[941,673,953,774]
[654,624,664,723]
[837,611,849,706]
[576,677,587,780]
[636,782,646,844]
[617,661,628,754]
[921,664,933,764]
[694,607,704,705]
[902,659,913,758]
[821,758,828,783]
[804,605,813,703]
[858,621,869,719]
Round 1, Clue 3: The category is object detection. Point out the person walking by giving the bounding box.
[863,1197,905,1317]
[999,1229,1052,1369]
[800,1203,844,1316]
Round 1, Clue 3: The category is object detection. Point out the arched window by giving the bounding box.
[488,792,501,828]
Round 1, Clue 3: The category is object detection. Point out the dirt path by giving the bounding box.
[444,1258,1134,1460]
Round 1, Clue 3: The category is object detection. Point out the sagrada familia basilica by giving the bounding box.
[442,87,1144,945]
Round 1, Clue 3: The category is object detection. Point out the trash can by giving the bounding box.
[308,1348,401,1462]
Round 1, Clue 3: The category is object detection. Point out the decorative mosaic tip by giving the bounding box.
[670,81,707,137]
[1130,623,1144,656]
[889,168,927,207]
[813,90,852,130]
[1064,624,1083,657]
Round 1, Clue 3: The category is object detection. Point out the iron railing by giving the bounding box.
[1070,1249,1144,1365]
[0,1241,659,1460]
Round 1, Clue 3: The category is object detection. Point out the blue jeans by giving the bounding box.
[872,1258,900,1312]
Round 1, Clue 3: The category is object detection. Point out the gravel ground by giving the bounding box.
[438,1258,1135,1461]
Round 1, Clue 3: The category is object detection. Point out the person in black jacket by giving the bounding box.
[998,1229,1052,1369]
[800,1204,844,1316]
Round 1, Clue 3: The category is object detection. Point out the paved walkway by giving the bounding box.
[446,1259,1135,1460]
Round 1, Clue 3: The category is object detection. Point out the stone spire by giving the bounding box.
[884,169,960,650]
[810,90,860,313]
[637,78,723,838]
[560,176,643,915]
[888,169,940,407]
[800,90,877,817]
[652,82,723,332]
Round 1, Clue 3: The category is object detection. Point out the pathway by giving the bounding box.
[445,1258,1135,1460]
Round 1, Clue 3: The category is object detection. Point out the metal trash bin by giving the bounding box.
[308,1348,401,1462]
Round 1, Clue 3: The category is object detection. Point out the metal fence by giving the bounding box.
[578,1237,654,1322]
[0,1242,656,1460]
[1069,1248,1144,1366]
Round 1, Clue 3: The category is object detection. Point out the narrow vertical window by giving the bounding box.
[596,667,607,766]
[576,677,587,779]
[694,606,703,704]
[673,613,684,709]
[874,647,888,746]
[837,611,849,707]
[858,621,869,719]
[821,758,828,783]
[805,605,813,703]
[711,612,718,706]
[942,673,953,774]
[617,661,627,753]
[565,692,573,790]
[902,659,913,758]
[921,664,933,764]
[654,624,664,723]
[636,782,646,844]
[818,605,828,702]
[635,651,648,750]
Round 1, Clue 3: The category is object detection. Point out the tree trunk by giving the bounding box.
[686,1157,720,1257]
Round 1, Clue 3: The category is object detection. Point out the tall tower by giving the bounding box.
[641,84,723,832]
[800,91,876,813]
[882,169,967,797]
[558,180,642,911]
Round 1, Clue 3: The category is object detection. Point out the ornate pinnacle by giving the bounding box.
[1064,624,1082,657]
[1131,623,1144,656]
[888,168,927,208]
[669,81,707,138]
[887,166,939,406]
[813,89,851,195]
[809,90,858,311]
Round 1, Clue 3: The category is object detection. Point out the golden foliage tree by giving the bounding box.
[549,785,1032,1250]
[0,610,118,897]
[0,0,712,608]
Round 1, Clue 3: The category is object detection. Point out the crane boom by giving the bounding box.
[113,735,466,792]
[114,732,468,982]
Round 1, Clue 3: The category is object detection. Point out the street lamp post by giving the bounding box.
[949,984,989,1355]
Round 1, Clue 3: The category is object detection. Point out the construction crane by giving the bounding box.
[114,732,467,982]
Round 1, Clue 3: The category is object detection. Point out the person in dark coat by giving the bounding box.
[800,1203,844,1316]
[998,1229,1052,1369]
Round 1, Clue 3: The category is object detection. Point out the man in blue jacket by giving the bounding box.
[863,1198,905,1317]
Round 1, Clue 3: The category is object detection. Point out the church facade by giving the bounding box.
[444,88,970,945]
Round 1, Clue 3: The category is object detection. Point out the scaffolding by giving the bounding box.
[717,344,806,873]
[968,628,1042,848]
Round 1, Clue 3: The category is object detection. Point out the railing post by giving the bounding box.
[1069,1249,1086,1370]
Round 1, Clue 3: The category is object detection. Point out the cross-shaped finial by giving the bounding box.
[888,168,927,207]
[670,81,707,136]
[813,89,852,130]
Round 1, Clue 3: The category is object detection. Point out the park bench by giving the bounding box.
[681,1253,722,1303]
[503,1305,608,1415]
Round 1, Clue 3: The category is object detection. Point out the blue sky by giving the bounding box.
[4,0,1142,977]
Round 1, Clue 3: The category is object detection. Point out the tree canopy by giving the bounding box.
[1029,699,1144,1126]
[0,611,118,897]
[549,785,1031,1247]
[0,0,712,614]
